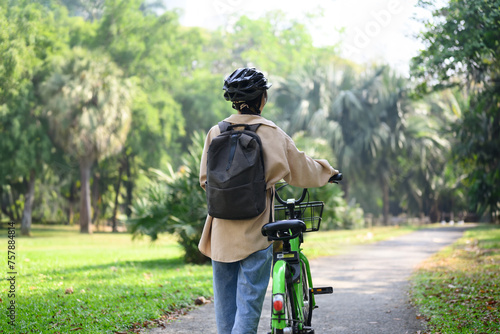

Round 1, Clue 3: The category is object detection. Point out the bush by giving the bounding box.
[337,199,365,229]
[128,132,209,264]
[321,195,365,230]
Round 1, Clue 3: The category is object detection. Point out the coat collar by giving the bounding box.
[224,114,278,128]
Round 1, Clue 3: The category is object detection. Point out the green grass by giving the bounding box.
[411,224,500,334]
[0,225,213,333]
[0,223,429,333]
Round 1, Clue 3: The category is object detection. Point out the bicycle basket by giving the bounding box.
[274,201,325,232]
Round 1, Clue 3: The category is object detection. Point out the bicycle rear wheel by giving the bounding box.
[272,277,297,334]
[285,279,297,333]
[301,261,313,327]
[275,279,314,334]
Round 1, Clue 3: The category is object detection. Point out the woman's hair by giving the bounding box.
[232,93,263,115]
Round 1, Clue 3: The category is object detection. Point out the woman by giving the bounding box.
[199,67,338,334]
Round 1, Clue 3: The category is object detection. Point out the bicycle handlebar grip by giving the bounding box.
[329,172,343,183]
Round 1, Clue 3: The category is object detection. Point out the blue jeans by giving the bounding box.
[212,245,273,334]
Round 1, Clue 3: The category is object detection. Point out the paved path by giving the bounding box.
[144,225,470,334]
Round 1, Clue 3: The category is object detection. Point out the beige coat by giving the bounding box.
[198,114,337,262]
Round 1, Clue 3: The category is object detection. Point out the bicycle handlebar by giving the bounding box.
[275,187,307,205]
[274,173,343,205]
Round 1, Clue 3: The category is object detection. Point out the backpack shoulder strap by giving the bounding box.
[219,122,262,133]
[218,121,231,133]
[247,123,261,133]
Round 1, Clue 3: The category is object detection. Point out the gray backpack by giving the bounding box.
[205,121,266,219]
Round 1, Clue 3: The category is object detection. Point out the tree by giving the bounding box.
[367,67,451,223]
[59,0,106,21]
[0,1,68,235]
[128,132,209,263]
[452,90,499,221]
[412,0,500,90]
[391,88,468,221]
[173,69,230,148]
[88,0,204,219]
[273,64,389,215]
[40,47,132,233]
[273,61,449,224]
[226,11,317,77]
[411,0,500,221]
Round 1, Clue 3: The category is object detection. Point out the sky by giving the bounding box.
[162,0,431,76]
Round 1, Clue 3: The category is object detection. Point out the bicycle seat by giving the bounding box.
[261,219,306,241]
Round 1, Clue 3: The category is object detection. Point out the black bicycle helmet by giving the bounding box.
[223,67,272,102]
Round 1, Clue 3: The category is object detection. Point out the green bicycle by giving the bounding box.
[261,173,342,334]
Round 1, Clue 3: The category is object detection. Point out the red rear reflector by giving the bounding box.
[273,300,283,312]
[273,294,284,312]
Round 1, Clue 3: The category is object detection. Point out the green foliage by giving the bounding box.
[335,200,365,230]
[31,164,74,223]
[228,11,315,76]
[173,68,230,149]
[41,46,132,162]
[289,131,363,230]
[452,90,500,219]
[39,46,133,232]
[92,0,200,159]
[411,225,500,333]
[0,225,212,333]
[0,1,70,227]
[273,62,449,223]
[78,1,207,226]
[128,132,209,263]
[412,0,500,90]
[2,0,491,239]
[59,0,106,21]
[412,0,500,221]
[0,1,60,179]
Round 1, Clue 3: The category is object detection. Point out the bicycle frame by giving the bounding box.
[271,238,316,333]
[264,175,342,334]
[271,238,315,332]
[268,189,315,334]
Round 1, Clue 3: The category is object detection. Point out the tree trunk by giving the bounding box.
[124,153,133,218]
[21,170,36,236]
[382,180,389,226]
[111,166,123,232]
[91,170,100,228]
[67,181,76,225]
[79,159,93,234]
[0,187,14,220]
[9,186,20,221]
[429,200,439,223]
